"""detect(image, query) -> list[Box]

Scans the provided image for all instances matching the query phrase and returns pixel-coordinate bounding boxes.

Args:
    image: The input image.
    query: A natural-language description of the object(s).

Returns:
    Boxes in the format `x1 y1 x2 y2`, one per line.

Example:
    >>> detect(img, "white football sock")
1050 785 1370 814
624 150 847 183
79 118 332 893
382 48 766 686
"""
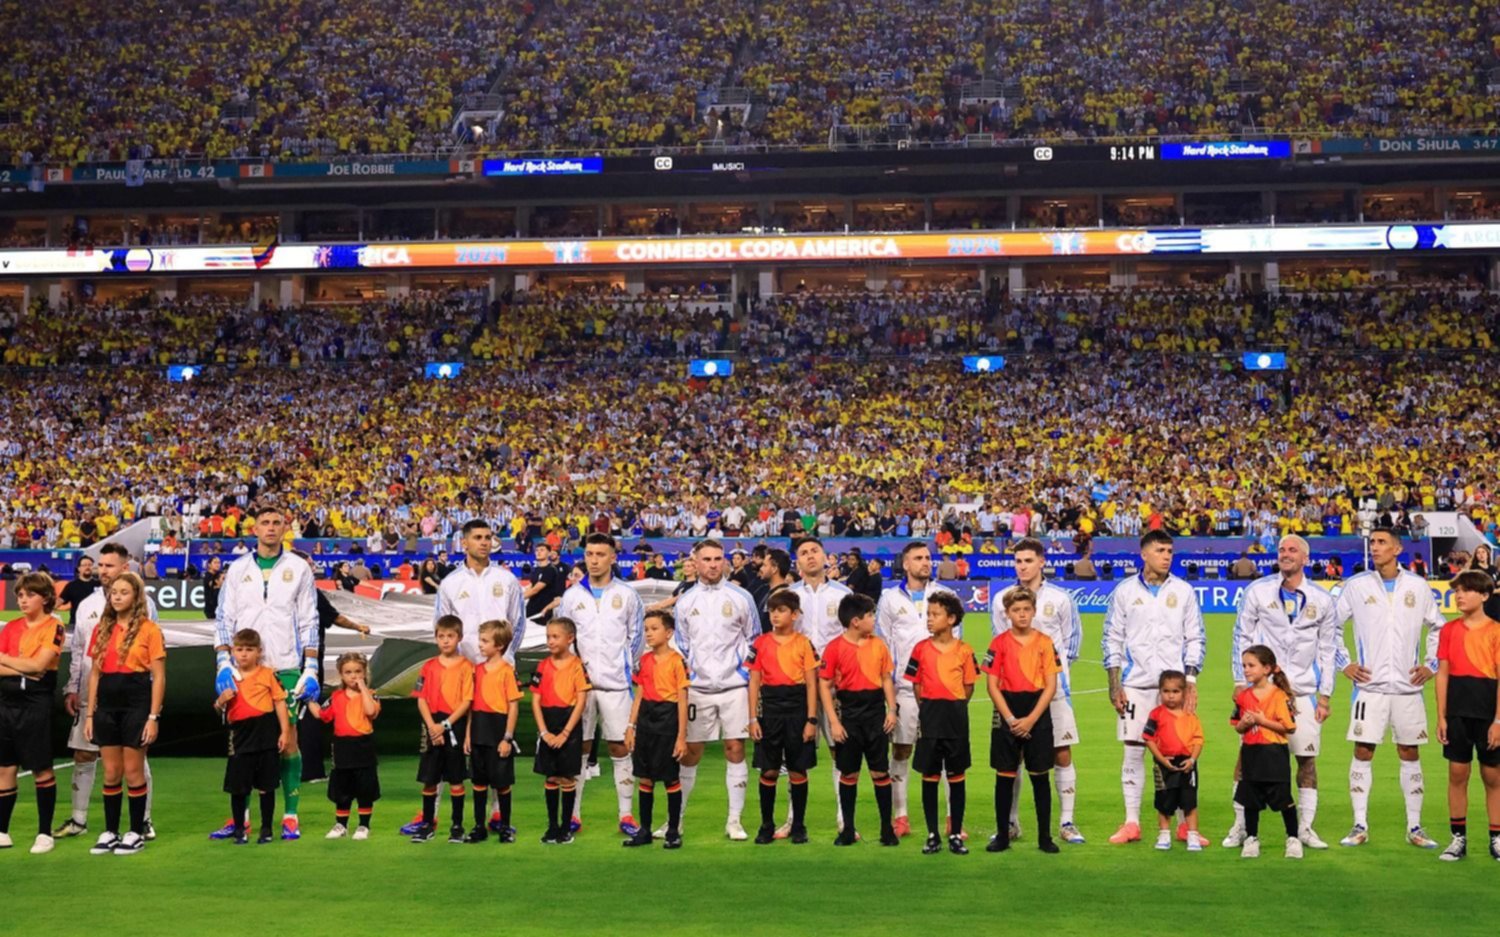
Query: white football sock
613 755 635 820
1298 786 1318 831
890 757 910 818
72 758 97 825
573 769 586 820
143 757 153 821
1009 771 1022 826
831 768 842 822
1349 758 1372 828
677 764 698 815
1121 746 1145 824
725 760 749 823
1055 763 1077 826
1399 759 1424 830
1232 782 1245 827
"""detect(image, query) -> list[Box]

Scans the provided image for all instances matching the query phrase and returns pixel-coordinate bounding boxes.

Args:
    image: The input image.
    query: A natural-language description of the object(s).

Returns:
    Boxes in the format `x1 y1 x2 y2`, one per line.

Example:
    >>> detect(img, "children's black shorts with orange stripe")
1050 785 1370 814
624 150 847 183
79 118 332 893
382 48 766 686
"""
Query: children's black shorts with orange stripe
533 706 583 778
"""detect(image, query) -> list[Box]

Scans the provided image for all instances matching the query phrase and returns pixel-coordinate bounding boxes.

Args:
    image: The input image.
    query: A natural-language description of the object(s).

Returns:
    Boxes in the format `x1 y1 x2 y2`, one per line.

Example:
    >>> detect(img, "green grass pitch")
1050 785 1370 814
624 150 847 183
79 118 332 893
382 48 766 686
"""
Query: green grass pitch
3 613 1493 936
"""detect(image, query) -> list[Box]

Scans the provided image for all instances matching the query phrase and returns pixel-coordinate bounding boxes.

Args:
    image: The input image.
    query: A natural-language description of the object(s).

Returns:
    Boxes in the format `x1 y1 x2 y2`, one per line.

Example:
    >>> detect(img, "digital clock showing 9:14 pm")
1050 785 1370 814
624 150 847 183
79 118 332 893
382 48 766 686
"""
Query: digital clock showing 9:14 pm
1109 145 1158 161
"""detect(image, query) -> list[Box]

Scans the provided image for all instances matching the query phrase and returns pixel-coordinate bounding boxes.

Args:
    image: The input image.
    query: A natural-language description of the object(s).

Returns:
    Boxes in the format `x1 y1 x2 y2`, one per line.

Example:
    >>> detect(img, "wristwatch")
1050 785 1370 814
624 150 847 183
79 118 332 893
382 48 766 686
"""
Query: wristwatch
441 719 452 730
806 717 818 726
147 714 160 722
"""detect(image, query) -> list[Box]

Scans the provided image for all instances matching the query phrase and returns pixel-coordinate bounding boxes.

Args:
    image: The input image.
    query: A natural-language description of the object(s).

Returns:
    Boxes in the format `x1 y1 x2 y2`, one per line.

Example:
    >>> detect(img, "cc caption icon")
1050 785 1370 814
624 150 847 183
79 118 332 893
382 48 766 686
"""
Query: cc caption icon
653 156 674 170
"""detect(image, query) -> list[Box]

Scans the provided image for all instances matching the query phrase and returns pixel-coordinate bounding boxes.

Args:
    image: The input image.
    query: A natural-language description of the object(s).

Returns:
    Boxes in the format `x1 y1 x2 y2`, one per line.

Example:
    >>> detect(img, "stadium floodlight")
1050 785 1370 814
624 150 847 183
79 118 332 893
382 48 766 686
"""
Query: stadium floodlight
1242 352 1287 371
166 365 198 382
962 355 1005 374
424 362 464 380
689 359 733 378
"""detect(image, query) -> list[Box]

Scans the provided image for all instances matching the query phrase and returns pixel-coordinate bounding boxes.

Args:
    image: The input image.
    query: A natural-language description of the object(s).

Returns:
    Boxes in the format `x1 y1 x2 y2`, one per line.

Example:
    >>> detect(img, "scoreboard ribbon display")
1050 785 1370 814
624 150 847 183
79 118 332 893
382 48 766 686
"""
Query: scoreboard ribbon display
2 223 1498 277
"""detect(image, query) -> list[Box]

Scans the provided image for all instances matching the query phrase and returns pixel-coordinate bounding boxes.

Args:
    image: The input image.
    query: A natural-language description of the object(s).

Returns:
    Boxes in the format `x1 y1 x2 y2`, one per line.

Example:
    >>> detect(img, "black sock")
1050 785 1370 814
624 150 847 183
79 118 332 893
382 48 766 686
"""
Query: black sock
667 786 682 834
545 785 560 831
560 786 577 829
1451 817 1467 837
1031 773 1053 842
839 780 858 834
497 788 512 827
231 794 249 833
102 785 123 835
638 788 654 834
472 789 488 829
258 791 276 835
0 787 15 835
874 779 894 832
336 800 352 826
995 775 1015 844
127 786 147 836
421 790 437 825
1281 806 1298 839
449 793 465 831
358 804 373 828
759 778 777 828
948 776 966 834
922 777 940 837
789 779 809 830
36 782 57 837
1245 808 1260 839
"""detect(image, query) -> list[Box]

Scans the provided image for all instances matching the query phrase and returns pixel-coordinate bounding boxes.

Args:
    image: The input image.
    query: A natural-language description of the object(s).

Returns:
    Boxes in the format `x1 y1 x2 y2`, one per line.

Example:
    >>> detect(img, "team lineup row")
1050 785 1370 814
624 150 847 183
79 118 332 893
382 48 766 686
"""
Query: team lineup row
2 513 1498 862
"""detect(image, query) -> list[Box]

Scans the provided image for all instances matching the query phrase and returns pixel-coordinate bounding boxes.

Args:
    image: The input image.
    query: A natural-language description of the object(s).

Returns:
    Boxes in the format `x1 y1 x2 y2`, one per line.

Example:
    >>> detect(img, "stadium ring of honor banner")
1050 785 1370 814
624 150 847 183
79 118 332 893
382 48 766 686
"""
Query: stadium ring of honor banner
2 222 1500 277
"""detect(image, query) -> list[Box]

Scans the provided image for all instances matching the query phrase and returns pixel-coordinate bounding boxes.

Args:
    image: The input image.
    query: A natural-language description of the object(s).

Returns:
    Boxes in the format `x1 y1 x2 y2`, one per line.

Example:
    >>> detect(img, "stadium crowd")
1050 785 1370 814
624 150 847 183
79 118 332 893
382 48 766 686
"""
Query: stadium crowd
0 283 1495 556
1 1 1496 162
3 284 1494 369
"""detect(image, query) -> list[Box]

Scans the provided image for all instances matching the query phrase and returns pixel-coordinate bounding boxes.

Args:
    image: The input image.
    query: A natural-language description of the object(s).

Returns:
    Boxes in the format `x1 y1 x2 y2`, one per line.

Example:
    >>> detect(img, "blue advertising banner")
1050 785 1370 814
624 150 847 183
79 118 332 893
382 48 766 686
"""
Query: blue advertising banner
482 157 602 177
1161 140 1291 160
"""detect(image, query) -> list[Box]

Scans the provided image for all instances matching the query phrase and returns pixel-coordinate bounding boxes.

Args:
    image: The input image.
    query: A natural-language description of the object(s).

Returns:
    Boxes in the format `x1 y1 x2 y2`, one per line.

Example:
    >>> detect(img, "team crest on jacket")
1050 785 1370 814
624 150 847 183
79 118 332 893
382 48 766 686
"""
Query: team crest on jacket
1044 603 1055 617
492 584 504 597
722 601 733 617
827 602 837 617
282 569 293 582
1305 604 1319 618
612 594 623 610
1403 592 1415 608
1166 593 1178 609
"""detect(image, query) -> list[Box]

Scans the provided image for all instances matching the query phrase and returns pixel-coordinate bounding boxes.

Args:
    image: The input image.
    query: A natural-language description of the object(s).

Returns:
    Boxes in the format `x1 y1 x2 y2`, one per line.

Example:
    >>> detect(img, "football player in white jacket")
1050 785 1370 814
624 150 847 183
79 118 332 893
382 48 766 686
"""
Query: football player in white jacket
991 537 1085 844
560 534 644 836
212 505 318 840
673 539 760 840
876 542 958 838
1332 527 1444 849
1224 535 1340 849
1101 530 1206 845
55 544 158 841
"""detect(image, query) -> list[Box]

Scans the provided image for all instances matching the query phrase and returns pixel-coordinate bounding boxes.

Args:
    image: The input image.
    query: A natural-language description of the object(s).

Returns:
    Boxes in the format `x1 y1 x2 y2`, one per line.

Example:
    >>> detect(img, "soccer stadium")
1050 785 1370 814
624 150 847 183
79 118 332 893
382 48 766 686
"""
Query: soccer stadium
1 1 1499 933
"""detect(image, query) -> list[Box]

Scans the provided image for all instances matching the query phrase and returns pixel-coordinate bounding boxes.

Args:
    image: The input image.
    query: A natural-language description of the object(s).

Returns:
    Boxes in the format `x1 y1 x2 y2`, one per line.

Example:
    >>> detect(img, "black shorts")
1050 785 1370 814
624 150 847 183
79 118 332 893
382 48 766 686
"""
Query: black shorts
224 748 280 795
416 712 468 785
913 735 971 777
1443 715 1500 767
1153 757 1199 815
533 706 583 778
634 700 681 783
471 742 518 789
327 765 381 805
752 713 818 775
633 730 681 784
989 701 1055 774
0 693 53 772
832 711 890 776
1235 778 1293 812
92 672 152 749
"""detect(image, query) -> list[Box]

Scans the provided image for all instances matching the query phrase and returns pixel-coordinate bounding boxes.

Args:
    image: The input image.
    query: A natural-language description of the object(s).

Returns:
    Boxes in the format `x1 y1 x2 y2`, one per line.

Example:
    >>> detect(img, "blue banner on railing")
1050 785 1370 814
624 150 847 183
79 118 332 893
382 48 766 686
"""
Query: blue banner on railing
1161 140 1291 160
